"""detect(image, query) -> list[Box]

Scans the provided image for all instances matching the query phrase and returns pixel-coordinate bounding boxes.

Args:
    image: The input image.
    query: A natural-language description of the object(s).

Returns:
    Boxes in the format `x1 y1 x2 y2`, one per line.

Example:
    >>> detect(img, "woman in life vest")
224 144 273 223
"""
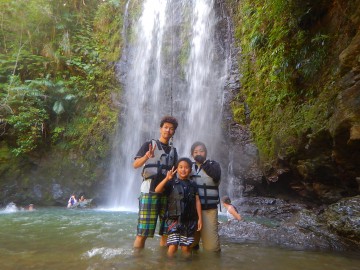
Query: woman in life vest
190 141 221 252
155 157 202 258
221 196 242 221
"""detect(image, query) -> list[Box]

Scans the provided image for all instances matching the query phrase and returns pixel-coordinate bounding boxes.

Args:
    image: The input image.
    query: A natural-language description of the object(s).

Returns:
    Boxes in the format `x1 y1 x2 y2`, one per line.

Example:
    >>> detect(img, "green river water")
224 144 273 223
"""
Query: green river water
0 208 359 270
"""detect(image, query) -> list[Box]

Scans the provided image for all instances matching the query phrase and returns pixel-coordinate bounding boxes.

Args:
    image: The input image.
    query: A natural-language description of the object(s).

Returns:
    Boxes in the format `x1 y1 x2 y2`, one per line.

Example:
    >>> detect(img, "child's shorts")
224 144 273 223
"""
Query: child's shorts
166 219 197 246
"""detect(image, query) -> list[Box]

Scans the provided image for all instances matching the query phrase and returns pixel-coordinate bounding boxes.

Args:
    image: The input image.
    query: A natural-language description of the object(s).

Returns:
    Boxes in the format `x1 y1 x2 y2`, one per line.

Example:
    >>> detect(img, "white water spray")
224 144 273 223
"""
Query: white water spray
109 0 229 209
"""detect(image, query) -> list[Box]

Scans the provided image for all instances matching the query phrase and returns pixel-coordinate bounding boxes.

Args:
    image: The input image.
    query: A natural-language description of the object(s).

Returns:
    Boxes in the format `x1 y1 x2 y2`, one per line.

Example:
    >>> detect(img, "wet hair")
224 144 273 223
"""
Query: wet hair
176 157 193 168
160 116 178 130
222 196 231 204
190 141 207 155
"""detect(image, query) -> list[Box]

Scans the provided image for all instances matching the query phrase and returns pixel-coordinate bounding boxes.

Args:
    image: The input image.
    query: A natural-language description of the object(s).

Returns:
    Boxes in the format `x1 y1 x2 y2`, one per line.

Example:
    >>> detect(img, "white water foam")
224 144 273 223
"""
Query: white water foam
109 0 228 209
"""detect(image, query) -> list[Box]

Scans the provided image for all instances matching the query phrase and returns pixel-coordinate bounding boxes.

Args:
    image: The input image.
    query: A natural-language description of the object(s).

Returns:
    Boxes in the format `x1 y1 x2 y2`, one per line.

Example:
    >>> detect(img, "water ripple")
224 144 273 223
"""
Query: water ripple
83 247 132 259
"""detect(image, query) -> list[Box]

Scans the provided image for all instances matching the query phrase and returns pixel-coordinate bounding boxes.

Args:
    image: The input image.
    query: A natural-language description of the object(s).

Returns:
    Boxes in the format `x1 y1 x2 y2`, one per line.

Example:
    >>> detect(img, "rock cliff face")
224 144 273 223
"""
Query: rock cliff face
217 0 264 199
0 149 108 207
223 0 360 203
280 1 360 203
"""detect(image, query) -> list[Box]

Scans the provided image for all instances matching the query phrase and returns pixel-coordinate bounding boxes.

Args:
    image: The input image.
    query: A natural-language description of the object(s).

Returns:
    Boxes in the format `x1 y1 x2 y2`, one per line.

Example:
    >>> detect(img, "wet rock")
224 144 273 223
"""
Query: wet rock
52 183 64 200
220 196 360 251
234 196 308 222
219 219 345 251
33 184 42 199
339 28 360 70
219 221 273 244
293 210 353 250
322 195 360 244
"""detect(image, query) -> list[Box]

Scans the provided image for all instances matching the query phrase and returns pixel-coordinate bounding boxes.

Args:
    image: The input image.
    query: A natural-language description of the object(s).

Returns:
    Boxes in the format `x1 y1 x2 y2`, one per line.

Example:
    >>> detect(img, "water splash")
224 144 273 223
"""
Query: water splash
109 0 229 208
84 247 132 259
1 202 19 213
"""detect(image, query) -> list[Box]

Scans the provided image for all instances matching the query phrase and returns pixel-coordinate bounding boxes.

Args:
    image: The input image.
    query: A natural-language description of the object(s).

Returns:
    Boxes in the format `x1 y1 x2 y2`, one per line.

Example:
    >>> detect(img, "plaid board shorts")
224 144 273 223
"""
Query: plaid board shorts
136 193 168 237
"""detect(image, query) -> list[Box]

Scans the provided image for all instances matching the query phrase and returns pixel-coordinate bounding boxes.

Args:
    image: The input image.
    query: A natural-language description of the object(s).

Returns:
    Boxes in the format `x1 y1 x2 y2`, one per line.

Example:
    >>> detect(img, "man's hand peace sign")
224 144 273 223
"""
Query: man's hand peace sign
145 143 156 159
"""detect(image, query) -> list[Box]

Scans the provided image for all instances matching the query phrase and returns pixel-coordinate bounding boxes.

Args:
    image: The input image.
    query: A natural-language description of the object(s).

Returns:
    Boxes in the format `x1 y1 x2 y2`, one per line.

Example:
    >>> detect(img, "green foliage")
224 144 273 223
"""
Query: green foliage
231 0 335 162
0 0 124 166
94 1 124 61
231 97 247 125
7 106 48 156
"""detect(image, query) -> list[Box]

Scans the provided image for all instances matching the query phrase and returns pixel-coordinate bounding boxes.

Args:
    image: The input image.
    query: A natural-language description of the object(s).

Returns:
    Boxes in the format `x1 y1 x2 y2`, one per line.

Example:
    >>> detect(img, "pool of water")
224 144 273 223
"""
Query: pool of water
0 208 358 270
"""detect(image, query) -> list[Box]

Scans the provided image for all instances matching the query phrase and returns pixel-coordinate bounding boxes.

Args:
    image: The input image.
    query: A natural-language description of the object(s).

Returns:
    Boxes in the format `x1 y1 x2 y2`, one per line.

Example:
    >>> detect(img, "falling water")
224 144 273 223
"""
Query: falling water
109 0 229 209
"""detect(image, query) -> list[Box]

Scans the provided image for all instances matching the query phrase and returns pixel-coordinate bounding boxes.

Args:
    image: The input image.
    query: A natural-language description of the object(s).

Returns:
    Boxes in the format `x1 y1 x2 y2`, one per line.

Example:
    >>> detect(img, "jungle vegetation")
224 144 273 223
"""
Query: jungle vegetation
1 0 356 178
0 0 125 174
227 0 351 163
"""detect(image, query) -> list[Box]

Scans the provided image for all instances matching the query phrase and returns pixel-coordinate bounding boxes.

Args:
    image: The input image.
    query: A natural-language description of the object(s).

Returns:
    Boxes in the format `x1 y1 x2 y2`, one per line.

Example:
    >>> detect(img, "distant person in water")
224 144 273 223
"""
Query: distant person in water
190 141 221 252
221 196 242 221
28 204 34 211
79 195 86 202
155 157 202 258
67 194 77 208
133 116 178 249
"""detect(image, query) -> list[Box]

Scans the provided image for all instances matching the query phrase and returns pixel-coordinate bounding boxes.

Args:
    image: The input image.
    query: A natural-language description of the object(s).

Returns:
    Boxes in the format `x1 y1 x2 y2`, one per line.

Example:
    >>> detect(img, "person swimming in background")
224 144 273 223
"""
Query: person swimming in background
67 194 77 208
221 196 242 221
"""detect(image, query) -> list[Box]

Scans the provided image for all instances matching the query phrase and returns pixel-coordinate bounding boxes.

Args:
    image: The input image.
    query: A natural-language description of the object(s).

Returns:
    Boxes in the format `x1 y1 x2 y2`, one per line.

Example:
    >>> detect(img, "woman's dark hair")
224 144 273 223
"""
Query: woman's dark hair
190 141 207 155
176 157 193 168
222 196 231 204
160 116 178 130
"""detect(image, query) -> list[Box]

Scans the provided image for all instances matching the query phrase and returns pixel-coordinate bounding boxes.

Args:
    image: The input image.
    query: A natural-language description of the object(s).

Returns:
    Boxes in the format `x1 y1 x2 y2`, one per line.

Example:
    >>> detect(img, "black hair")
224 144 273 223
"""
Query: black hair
190 141 207 155
160 116 178 130
176 157 193 168
222 196 231 204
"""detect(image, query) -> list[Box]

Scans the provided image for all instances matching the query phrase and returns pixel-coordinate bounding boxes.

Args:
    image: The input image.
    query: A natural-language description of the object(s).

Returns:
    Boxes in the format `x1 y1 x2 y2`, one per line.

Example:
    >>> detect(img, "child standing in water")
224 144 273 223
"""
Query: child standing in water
155 157 202 257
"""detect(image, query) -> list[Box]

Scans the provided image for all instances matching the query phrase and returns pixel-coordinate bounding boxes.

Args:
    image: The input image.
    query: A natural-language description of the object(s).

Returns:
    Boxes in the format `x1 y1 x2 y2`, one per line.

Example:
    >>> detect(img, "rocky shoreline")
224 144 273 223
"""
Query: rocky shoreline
219 196 360 252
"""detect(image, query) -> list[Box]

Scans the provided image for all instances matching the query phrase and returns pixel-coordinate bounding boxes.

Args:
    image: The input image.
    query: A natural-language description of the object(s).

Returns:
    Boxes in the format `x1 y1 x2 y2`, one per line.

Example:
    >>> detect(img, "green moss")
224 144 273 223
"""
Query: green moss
231 100 247 125
0 142 12 160
229 0 339 163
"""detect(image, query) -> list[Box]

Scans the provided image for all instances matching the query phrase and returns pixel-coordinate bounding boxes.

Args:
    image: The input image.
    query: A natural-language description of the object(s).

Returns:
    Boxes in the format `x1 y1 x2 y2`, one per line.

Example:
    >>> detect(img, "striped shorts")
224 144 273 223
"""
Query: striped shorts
136 193 168 237
166 219 197 247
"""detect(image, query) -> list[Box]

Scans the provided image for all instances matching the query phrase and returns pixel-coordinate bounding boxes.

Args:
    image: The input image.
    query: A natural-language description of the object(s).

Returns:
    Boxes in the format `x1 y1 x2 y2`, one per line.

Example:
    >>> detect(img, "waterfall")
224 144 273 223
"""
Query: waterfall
109 0 229 210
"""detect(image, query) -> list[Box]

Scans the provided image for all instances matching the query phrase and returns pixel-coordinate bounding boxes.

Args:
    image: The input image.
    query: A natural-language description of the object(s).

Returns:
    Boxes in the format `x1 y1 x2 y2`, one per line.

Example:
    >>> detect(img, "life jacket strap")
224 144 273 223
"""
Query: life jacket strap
196 184 218 190
143 164 159 169
198 195 219 200
203 183 208 208
197 183 220 207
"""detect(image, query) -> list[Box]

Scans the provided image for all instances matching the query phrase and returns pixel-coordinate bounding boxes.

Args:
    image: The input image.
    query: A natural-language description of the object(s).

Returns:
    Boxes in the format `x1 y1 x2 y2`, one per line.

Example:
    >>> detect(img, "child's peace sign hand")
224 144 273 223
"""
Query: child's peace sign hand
165 167 177 181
